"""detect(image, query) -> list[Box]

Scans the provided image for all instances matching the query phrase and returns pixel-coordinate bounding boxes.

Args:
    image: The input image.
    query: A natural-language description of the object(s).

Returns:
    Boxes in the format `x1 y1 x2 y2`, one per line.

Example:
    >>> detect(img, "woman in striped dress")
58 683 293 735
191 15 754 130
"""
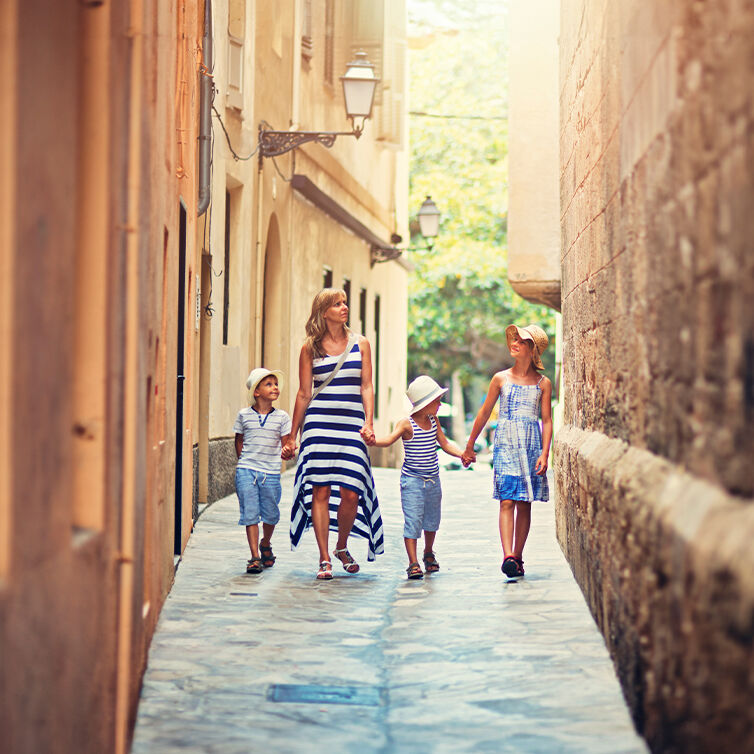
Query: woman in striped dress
282 289 384 580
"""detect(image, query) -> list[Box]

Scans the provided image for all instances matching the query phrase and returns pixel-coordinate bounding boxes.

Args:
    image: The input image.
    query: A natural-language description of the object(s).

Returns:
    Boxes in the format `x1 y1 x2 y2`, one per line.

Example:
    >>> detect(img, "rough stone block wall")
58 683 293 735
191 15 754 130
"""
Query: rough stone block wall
208 438 237 504
556 1 754 751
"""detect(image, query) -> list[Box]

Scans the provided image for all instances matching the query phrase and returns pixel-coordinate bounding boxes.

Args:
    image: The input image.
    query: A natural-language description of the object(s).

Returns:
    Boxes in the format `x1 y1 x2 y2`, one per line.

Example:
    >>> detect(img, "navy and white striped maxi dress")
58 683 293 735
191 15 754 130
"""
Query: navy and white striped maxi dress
289 341 385 560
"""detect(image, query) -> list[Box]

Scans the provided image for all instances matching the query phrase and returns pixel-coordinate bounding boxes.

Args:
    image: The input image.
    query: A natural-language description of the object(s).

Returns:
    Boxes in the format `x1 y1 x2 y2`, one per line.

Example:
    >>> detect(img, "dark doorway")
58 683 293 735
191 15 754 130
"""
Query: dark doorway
174 201 187 554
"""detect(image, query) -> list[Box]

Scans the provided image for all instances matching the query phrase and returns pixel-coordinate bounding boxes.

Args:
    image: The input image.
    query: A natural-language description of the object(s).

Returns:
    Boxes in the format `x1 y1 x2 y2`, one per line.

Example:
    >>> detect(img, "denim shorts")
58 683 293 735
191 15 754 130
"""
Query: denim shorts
400 472 441 539
235 468 282 526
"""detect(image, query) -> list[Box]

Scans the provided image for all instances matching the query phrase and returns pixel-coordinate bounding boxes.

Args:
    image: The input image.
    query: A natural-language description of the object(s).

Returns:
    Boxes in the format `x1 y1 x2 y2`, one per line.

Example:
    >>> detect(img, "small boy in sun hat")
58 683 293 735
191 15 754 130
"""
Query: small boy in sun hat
233 367 291 574
374 375 465 579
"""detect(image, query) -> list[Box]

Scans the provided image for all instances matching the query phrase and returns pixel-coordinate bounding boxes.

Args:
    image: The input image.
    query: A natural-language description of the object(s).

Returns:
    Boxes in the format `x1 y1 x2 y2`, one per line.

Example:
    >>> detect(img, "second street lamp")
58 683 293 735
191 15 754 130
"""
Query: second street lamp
371 196 443 265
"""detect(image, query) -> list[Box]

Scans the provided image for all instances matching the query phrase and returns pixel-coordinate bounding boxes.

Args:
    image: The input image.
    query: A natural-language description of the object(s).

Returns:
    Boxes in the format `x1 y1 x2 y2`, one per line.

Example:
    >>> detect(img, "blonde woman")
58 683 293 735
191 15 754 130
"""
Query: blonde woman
282 289 384 580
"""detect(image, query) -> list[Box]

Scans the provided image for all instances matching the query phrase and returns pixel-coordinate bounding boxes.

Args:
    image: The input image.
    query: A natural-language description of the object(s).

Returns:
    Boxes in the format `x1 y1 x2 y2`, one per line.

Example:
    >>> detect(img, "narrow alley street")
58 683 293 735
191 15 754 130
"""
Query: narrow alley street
131 465 646 754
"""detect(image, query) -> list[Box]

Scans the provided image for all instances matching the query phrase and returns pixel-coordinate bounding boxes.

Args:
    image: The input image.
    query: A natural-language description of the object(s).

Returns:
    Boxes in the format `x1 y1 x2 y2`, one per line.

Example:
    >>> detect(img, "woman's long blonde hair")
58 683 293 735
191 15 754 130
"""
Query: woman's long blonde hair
305 288 351 358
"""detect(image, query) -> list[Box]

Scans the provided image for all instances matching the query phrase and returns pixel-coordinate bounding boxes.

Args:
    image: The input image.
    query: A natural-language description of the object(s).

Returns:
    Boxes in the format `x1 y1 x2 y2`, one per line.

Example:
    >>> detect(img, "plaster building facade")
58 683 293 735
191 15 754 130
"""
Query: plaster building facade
1 1 408 752
194 0 409 508
1 1 203 752
510 1 754 751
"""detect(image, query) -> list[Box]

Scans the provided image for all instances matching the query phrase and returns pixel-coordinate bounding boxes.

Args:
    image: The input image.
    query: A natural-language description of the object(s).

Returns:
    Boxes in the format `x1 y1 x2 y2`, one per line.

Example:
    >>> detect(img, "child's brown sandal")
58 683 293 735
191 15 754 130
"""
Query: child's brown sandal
406 562 424 580
260 544 276 568
246 558 264 574
422 551 440 573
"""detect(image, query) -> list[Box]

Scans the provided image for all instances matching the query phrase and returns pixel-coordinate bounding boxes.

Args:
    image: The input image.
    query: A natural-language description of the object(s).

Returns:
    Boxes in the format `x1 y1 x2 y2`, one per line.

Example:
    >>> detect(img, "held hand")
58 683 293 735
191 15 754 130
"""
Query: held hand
360 424 376 446
535 453 548 475
281 439 297 460
461 449 476 467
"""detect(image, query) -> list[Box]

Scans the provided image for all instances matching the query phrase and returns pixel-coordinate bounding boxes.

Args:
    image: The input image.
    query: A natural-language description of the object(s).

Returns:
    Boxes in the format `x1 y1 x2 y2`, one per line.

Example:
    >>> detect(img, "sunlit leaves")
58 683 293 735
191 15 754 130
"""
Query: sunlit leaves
407 2 554 385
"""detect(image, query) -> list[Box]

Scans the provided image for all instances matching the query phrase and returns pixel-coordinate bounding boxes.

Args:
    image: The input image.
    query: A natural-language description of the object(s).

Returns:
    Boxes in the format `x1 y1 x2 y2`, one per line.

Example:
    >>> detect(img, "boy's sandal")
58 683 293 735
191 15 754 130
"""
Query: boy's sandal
333 548 360 574
501 556 520 578
422 551 440 573
246 558 264 574
406 562 424 580
260 544 276 568
316 561 333 580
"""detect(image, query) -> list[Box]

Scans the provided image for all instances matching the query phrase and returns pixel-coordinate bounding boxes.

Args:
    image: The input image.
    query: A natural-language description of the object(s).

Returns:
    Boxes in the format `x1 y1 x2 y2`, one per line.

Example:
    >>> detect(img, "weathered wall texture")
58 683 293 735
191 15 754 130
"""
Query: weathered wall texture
0 2 201 752
556 1 754 751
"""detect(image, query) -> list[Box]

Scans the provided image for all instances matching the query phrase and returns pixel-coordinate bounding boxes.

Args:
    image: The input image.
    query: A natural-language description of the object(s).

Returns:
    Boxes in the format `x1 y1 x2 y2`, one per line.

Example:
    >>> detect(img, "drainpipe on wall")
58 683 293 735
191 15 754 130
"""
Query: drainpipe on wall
197 0 212 216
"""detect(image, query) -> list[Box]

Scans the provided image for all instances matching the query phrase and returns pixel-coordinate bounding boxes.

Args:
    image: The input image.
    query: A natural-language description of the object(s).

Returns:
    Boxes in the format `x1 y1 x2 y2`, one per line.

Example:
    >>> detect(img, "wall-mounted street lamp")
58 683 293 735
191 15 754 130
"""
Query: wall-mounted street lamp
258 52 380 159
371 196 442 265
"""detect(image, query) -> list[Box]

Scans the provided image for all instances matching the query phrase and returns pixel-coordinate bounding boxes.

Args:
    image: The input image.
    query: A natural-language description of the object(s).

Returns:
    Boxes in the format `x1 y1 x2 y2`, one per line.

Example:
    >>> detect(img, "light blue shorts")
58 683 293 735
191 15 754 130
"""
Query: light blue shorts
235 468 282 526
400 472 441 539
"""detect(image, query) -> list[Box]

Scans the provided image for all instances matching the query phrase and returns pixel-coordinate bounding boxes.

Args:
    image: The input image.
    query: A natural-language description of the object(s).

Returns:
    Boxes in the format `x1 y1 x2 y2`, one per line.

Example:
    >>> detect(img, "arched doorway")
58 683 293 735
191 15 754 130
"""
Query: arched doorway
261 214 283 370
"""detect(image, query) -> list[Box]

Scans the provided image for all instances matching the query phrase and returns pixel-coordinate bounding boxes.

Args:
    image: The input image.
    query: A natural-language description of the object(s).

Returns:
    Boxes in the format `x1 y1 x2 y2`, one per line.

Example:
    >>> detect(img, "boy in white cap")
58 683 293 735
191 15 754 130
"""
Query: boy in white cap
374 376 465 579
233 368 291 574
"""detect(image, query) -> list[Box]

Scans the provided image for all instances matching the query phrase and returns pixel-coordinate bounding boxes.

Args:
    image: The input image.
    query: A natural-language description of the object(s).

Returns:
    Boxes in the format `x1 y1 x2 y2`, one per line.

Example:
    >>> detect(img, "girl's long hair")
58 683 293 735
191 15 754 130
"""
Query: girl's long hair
304 288 350 358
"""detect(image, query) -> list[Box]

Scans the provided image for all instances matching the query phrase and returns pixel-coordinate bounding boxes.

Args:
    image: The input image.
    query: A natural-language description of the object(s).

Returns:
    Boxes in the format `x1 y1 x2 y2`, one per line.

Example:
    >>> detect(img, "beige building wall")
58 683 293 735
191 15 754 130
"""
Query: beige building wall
0 2 203 752
554 1 754 751
507 0 561 311
196 0 410 501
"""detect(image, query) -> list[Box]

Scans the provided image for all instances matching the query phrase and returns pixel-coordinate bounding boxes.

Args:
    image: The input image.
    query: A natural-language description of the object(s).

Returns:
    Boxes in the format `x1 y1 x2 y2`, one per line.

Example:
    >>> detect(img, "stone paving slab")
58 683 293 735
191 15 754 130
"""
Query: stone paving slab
131 466 648 754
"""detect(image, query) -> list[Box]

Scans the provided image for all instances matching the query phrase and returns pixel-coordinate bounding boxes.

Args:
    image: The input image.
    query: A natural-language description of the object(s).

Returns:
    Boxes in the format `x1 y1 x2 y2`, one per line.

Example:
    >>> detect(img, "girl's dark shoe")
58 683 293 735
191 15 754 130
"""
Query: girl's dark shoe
260 543 276 568
246 558 264 574
502 556 520 578
423 551 440 573
514 556 525 576
406 562 424 580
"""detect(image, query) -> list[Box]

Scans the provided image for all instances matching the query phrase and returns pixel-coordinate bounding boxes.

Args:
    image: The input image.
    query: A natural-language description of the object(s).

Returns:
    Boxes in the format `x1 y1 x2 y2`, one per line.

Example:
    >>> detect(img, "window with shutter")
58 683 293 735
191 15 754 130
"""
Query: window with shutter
227 0 245 110
351 0 384 106
302 0 313 63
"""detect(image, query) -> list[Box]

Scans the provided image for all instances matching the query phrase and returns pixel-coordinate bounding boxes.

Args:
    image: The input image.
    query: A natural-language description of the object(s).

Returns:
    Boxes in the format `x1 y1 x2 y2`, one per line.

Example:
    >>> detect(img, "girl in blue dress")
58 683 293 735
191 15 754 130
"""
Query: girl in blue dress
463 324 552 578
282 289 384 580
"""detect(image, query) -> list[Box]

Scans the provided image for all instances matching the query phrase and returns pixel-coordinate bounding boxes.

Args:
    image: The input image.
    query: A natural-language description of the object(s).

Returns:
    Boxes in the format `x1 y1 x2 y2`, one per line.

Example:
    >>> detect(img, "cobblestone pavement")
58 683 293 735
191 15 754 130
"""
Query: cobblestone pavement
131 466 648 754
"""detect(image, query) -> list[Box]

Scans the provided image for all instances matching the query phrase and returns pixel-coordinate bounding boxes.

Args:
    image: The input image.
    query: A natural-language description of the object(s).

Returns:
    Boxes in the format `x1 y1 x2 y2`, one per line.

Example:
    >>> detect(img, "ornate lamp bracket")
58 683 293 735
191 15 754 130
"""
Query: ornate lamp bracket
258 126 359 159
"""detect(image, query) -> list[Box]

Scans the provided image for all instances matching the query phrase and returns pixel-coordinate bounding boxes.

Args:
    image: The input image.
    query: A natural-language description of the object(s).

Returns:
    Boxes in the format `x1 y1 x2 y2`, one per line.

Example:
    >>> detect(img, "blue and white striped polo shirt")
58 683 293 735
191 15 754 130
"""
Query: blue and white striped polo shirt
402 415 439 477
233 407 292 474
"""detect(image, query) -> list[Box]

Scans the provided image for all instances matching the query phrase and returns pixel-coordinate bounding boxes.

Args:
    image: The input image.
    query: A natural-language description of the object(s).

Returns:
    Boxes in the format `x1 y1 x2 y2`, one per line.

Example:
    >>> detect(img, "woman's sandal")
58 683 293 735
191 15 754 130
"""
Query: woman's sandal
423 551 440 573
246 558 264 574
260 543 276 568
333 548 360 574
316 561 333 580
406 562 424 580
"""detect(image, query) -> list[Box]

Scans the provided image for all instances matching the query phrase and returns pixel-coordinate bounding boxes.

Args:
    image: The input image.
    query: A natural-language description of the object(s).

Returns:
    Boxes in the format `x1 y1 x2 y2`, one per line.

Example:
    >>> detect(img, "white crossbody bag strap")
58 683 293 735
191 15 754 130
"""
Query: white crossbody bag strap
310 333 358 403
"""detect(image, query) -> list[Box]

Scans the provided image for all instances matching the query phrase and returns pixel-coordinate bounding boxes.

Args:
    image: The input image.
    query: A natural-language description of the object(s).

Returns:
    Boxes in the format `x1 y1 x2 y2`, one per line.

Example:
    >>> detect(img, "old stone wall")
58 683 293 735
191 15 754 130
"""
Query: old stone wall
556 1 754 751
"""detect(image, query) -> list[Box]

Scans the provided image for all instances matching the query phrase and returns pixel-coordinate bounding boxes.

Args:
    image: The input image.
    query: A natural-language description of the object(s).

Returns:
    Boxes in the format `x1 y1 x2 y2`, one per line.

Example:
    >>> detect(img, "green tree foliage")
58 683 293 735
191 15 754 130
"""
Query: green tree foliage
407 1 556 389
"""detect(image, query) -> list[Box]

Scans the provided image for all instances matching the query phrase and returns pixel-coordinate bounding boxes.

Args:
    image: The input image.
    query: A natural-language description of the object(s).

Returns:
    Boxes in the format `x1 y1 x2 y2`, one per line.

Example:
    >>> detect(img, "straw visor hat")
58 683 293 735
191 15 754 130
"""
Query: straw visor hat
406 375 448 414
505 324 549 370
246 367 285 395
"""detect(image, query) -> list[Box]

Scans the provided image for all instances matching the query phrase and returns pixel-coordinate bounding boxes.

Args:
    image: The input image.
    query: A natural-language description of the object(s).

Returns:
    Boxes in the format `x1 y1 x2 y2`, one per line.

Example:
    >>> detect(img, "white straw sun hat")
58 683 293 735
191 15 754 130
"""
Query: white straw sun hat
246 367 285 395
406 375 448 414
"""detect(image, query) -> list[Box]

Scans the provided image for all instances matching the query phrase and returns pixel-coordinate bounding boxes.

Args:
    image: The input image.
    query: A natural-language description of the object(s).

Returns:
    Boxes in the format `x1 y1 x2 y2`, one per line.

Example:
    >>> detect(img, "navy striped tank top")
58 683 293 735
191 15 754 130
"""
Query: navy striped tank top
402 415 439 477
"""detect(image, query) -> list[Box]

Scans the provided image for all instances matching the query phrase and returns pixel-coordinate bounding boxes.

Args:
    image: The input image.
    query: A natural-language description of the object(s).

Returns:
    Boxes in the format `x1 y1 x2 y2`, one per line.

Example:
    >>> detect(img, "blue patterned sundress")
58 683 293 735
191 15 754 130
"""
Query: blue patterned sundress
493 372 549 502
289 341 385 560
